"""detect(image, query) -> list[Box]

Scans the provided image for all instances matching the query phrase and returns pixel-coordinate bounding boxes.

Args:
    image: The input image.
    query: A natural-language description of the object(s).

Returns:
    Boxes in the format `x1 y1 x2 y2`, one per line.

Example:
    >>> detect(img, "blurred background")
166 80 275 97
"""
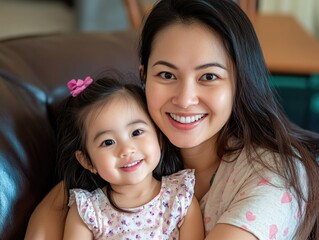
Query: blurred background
0 0 318 40
0 0 318 133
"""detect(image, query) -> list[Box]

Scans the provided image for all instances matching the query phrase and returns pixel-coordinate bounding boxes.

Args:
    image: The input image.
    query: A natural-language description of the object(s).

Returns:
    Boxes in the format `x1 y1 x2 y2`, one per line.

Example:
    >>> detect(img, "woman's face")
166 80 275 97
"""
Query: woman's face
145 22 235 149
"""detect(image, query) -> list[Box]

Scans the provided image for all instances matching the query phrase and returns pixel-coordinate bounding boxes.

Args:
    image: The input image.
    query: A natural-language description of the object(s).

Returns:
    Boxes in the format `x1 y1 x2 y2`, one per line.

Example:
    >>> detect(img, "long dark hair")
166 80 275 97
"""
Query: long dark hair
139 0 319 238
57 74 183 211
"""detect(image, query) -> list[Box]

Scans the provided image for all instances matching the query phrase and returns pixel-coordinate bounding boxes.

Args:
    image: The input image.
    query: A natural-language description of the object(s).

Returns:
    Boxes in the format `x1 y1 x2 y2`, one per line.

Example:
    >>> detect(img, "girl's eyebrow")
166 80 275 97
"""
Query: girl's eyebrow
152 60 228 71
93 120 148 142
127 119 148 127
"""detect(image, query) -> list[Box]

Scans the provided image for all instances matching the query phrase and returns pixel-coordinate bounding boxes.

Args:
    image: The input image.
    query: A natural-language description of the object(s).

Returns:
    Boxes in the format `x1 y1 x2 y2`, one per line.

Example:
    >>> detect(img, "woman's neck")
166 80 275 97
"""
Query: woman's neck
181 137 219 171
181 137 221 200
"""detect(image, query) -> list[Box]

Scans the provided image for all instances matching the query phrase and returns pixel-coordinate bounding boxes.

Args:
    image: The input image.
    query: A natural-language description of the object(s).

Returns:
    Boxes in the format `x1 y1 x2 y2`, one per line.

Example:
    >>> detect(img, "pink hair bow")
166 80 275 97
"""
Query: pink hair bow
67 76 93 97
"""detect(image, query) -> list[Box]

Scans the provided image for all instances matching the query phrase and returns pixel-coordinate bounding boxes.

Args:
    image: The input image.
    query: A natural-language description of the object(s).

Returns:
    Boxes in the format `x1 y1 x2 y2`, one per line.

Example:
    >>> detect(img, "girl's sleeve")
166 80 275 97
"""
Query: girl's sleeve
166 169 196 228
68 189 102 234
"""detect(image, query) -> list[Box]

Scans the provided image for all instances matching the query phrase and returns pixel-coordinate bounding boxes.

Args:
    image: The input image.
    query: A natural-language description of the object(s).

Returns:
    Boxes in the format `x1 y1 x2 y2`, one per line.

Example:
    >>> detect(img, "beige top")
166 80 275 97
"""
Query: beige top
200 148 307 239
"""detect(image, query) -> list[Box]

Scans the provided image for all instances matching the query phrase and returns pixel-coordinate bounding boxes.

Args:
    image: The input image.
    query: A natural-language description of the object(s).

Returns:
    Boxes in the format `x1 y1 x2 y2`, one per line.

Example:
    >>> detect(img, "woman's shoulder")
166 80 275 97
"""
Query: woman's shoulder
223 145 286 169
216 146 297 190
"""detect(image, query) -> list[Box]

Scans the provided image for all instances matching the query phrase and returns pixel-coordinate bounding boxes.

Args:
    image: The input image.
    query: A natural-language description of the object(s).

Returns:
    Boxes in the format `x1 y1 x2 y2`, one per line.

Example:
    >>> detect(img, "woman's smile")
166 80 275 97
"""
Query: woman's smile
169 113 206 124
146 21 234 149
167 113 207 131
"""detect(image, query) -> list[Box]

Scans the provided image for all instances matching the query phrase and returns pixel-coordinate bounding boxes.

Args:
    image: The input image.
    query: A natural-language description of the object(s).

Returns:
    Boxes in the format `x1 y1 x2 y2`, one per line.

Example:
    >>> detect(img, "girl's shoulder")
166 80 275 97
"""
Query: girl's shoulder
165 169 195 179
161 169 195 200
163 169 195 188
68 188 105 207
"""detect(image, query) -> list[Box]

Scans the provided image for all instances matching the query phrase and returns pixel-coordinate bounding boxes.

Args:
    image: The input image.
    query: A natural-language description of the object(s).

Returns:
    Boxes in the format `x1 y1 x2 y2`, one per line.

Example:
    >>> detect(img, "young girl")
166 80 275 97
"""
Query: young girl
58 75 204 239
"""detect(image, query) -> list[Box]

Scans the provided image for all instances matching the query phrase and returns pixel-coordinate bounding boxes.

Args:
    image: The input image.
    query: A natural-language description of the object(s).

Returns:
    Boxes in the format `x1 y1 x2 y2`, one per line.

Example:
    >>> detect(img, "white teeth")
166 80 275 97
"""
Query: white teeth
122 160 141 168
170 113 205 123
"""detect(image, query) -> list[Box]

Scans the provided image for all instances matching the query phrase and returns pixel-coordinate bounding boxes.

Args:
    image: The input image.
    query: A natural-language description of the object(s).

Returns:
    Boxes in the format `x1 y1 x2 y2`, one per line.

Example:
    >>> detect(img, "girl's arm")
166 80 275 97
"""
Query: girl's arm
24 181 68 240
179 197 205 240
63 204 93 240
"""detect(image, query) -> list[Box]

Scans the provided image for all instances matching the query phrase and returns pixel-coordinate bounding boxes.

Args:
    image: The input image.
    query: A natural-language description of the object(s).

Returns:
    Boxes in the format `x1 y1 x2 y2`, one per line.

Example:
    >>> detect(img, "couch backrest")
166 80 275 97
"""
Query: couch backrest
0 31 139 240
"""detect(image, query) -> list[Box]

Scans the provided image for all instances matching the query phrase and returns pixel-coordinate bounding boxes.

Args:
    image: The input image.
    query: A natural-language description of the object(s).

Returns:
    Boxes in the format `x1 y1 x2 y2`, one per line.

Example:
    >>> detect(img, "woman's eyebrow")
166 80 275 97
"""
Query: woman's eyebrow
152 60 227 71
195 63 228 71
152 60 177 69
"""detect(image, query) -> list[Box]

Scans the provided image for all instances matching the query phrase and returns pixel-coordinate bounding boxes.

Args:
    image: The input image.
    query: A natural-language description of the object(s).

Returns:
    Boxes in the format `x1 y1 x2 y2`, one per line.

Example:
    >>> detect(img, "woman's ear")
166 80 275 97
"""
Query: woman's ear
139 65 144 78
75 150 97 174
139 65 146 89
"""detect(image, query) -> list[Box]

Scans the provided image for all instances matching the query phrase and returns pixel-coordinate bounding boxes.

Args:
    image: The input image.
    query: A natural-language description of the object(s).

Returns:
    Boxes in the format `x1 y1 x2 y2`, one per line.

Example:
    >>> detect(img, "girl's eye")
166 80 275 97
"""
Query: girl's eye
102 139 115 146
132 129 143 137
159 72 175 79
200 73 217 81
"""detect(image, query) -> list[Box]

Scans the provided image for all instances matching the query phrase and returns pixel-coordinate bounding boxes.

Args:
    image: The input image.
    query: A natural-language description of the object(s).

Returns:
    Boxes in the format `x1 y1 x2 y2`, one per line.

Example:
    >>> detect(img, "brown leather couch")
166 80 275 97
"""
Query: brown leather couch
0 30 139 240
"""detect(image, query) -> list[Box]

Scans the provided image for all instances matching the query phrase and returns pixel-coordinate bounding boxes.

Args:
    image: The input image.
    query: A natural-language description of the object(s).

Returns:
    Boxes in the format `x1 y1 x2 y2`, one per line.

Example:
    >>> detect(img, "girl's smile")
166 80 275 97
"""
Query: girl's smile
120 159 143 172
79 95 161 188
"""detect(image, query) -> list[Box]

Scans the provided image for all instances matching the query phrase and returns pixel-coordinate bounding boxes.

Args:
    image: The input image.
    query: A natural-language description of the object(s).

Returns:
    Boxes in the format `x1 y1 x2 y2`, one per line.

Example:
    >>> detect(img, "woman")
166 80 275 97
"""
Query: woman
25 0 319 239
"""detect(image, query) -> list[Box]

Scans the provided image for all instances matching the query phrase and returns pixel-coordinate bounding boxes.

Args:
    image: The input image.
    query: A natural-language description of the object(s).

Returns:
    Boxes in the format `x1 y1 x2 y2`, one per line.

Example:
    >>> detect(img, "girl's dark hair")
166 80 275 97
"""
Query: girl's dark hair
57 74 183 211
139 0 319 238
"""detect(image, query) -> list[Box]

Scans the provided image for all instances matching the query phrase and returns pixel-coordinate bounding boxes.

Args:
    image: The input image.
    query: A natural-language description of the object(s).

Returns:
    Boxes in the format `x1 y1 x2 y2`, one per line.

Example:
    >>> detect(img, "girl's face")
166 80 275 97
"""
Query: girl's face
77 95 161 187
145 22 235 149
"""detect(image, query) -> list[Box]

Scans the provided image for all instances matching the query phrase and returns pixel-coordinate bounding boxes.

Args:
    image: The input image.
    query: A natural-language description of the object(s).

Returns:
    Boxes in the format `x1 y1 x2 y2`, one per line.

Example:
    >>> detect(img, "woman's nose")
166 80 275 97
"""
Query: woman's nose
172 81 199 108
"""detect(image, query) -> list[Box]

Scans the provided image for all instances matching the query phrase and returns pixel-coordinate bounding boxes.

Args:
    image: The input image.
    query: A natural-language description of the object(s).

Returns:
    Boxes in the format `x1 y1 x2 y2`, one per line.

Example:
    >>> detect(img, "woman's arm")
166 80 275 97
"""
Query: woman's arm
205 224 258 240
24 181 68 240
179 197 205 240
63 204 93 240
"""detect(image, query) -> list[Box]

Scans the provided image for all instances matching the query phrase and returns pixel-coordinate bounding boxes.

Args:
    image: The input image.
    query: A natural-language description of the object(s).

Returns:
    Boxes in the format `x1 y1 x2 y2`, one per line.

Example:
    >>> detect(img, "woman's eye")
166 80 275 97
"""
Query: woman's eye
159 72 175 79
201 73 217 81
132 129 143 137
102 139 115 146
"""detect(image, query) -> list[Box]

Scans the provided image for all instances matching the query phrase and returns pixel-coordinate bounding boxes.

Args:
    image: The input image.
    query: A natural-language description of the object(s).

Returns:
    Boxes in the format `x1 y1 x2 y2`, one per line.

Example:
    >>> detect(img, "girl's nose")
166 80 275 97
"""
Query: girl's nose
119 142 136 158
172 81 199 109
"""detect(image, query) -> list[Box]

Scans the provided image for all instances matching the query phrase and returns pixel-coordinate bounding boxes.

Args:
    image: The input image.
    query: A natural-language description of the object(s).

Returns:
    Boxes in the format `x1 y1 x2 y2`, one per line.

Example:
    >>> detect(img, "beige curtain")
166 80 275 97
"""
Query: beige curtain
259 0 319 39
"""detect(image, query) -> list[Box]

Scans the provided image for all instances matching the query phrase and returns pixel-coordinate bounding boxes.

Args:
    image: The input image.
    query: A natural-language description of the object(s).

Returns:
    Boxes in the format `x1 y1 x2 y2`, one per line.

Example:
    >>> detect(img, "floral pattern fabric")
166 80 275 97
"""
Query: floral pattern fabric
69 169 195 239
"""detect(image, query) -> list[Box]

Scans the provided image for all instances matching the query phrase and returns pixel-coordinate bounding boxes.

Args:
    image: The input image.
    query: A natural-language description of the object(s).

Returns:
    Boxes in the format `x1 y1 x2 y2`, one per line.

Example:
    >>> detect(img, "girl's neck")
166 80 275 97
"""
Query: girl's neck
109 176 161 209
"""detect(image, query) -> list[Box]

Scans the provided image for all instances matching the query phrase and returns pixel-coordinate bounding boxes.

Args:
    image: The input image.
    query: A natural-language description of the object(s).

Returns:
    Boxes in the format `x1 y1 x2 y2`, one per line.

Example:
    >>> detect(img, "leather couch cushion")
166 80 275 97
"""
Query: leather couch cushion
0 30 139 239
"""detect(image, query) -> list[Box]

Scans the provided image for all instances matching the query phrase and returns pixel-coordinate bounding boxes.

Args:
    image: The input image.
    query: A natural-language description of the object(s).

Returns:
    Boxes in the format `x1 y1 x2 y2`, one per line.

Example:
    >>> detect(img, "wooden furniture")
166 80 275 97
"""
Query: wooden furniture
252 14 319 132
238 0 257 19
124 0 153 30
124 0 257 30
124 1 319 75
252 14 319 75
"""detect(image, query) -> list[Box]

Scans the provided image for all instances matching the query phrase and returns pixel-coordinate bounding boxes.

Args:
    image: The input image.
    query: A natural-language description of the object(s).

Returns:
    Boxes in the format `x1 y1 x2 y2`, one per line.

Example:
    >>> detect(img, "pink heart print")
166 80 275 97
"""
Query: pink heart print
281 192 292 204
283 227 289 237
246 211 256 221
257 178 271 186
269 224 278 239
204 217 212 224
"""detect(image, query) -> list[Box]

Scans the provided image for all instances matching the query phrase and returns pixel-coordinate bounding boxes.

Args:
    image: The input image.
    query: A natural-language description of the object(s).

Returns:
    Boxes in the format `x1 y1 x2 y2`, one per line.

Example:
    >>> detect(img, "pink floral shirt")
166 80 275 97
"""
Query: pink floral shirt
69 169 195 239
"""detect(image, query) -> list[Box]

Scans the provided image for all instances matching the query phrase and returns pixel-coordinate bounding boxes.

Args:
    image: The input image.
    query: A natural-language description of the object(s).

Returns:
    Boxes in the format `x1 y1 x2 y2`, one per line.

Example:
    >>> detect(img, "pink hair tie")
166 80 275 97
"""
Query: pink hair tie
67 76 93 97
